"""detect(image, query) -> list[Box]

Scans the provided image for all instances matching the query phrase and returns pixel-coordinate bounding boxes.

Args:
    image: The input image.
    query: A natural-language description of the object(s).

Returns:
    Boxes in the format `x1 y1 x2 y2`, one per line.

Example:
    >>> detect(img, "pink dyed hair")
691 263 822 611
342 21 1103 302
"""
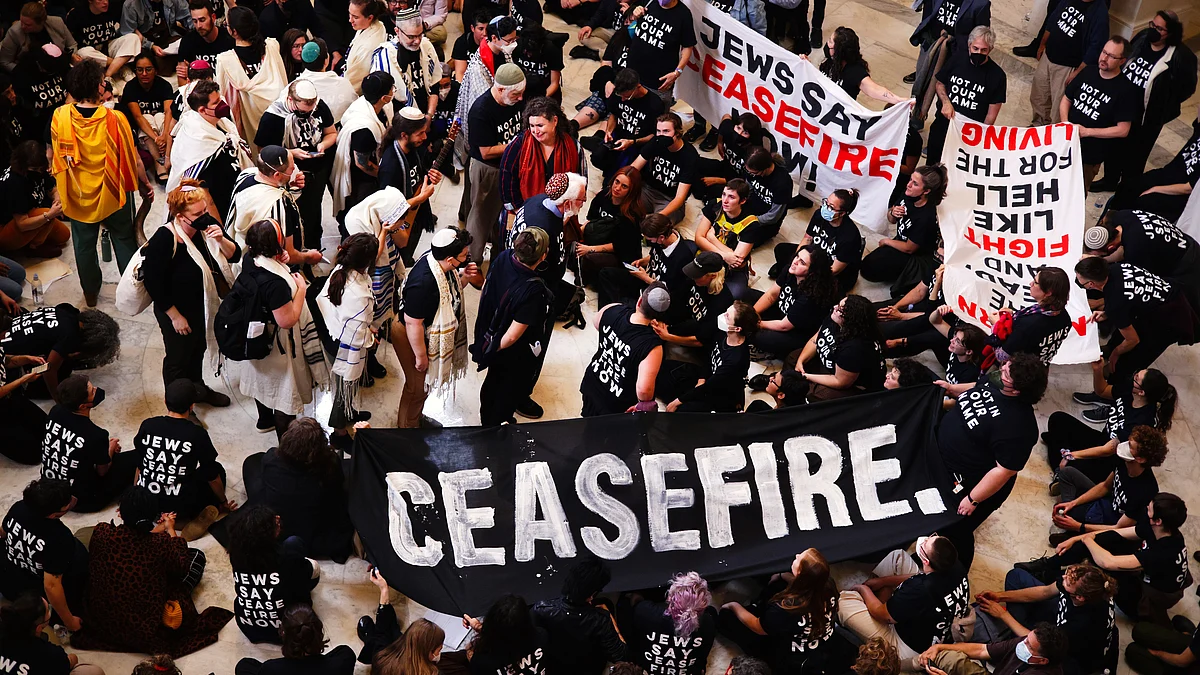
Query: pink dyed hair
665 571 711 638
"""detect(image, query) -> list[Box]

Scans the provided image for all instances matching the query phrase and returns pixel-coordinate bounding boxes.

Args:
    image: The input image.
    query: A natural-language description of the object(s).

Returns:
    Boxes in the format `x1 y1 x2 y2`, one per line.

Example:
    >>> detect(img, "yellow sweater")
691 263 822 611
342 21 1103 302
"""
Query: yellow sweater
50 104 138 223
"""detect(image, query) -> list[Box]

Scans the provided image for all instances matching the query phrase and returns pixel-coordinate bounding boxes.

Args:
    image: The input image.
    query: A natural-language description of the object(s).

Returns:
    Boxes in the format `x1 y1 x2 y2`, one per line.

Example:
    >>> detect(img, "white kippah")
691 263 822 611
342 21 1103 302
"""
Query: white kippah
1083 226 1109 250
431 229 458 247
399 106 425 121
292 79 319 100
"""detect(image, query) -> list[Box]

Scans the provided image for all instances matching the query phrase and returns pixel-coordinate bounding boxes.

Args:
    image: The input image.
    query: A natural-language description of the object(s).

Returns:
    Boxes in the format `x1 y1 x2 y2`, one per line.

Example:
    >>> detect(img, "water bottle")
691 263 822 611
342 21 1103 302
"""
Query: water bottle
101 229 112 262
31 274 44 307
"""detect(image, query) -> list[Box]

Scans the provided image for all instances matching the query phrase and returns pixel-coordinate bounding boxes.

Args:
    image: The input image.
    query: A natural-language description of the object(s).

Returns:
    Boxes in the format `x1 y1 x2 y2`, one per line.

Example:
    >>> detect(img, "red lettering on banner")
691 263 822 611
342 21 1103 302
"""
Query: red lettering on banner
1048 234 1069 256
962 122 982 146
1071 315 1088 336
963 230 1071 259
798 116 820 148
959 122 1074 150
752 87 775 123
724 73 749 109
869 147 898 181
983 126 1006 150
701 56 725 93
834 144 867 176
818 134 834 164
956 295 994 328
775 100 802 139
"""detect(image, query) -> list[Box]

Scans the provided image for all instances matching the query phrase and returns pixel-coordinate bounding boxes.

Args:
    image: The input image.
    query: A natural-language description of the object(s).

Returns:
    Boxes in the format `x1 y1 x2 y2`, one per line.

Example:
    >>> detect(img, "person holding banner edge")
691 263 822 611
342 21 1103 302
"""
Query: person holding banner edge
925 26 1006 166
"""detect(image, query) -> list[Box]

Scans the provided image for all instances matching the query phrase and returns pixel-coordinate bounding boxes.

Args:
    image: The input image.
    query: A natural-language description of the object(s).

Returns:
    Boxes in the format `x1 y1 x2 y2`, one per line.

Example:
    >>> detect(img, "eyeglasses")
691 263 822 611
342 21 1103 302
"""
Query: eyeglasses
498 35 516 45
1100 49 1125 60
135 66 156 73
398 26 423 40
821 198 844 213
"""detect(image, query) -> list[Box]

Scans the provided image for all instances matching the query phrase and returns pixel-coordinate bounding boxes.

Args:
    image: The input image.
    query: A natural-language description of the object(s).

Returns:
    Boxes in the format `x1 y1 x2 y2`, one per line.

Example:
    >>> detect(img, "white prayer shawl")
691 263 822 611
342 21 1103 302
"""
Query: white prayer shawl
329 96 386 214
455 48 508 143
265 95 323 150
344 187 409 329
159 220 237 376
344 20 388 96
296 69 358 119
369 37 439 116
214 38 287 151
238 254 330 414
317 267 374 421
166 109 252 193
423 252 468 394
225 169 296 248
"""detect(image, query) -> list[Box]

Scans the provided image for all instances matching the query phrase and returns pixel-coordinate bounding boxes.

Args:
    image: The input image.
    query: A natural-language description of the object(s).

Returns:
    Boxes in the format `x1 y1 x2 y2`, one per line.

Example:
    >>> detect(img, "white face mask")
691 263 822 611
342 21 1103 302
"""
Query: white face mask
102 100 116 109
499 42 518 56
716 314 730 332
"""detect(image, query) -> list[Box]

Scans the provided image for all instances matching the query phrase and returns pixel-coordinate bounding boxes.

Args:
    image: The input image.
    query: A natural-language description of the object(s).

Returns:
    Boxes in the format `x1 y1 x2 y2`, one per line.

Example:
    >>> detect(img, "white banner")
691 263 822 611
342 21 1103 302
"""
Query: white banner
940 118 1100 364
676 0 911 233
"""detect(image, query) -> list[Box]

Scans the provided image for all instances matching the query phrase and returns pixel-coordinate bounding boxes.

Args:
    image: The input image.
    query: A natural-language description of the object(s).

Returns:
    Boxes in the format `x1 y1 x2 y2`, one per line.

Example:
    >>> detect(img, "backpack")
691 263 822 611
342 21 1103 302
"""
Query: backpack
214 266 278 361
471 277 549 369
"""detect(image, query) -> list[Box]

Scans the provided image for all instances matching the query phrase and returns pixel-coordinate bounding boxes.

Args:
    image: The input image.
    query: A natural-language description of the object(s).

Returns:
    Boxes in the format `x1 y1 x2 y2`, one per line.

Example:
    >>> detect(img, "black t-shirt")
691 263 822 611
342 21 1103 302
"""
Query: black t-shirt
1003 310 1072 364
675 284 733 336
743 163 792 218
1157 120 1200 188
1111 462 1157 521
178 27 236 72
473 250 550 353
349 127 380 187
0 304 81 360
1043 0 1092 67
581 304 662 415
806 213 862 283
194 137 245 218
401 253 462 328
509 196 567 284
467 93 524 166
510 0 543 31
66 4 123 48
512 41 564 102
1122 40 1166 91
134 416 223 514
831 61 869 101
718 117 752 174
935 52 1007 123
586 192 642 263
933 0 961 34
639 136 699 196
0 636 72 675
234 44 265 78
700 202 766 250
0 501 75 599
234 552 316 642
1104 383 1158 442
452 32 480 61
1134 517 1191 592
0 168 54 223
41 405 111 498
1065 66 1143 165
888 564 971 650
1112 209 1193 276
1101 262 1172 330
120 76 174 121
631 601 717 675
469 626 550 675
647 238 699 318
606 90 665 141
937 381 1039 486
758 593 837 665
890 195 939 253
773 272 829 340
1055 585 1115 675
255 101 336 172
944 356 980 386
810 318 884 391
15 67 67 117
628 1 696 87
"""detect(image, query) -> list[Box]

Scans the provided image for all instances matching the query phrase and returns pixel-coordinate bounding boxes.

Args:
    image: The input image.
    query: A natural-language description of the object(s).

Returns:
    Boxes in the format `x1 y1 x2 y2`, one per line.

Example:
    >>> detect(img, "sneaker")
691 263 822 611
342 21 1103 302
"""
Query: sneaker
568 45 600 61
188 410 207 429
699 131 719 152
1088 177 1119 193
683 123 707 144
902 71 917 84
195 384 231 407
181 505 219 541
516 397 544 419
357 616 375 643
1081 406 1111 427
1048 480 1061 497
748 373 772 392
1072 391 1111 406
1014 556 1060 584
418 414 443 429
255 419 276 434
810 28 822 49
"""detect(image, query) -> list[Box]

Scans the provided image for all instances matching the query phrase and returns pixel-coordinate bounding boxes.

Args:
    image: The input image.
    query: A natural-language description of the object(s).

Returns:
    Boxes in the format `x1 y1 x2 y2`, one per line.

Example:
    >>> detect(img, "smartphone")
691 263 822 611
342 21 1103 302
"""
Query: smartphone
623 263 639 271
31 363 49 375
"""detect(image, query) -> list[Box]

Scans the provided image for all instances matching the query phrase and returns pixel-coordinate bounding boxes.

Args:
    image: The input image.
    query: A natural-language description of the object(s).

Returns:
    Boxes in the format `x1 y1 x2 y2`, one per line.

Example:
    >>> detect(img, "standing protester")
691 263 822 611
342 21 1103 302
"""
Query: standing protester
256 79 339 251
580 283 668 416
330 71 394 225
295 39 358 120
452 12 489 80
465 63 526 264
68 0 142 79
455 15 519 148
626 0 695 105
862 165 946 290
317 233 379 447
927 26 1006 165
937 354 1049 570
903 0 991 91
177 0 235 82
143 180 239 404
1060 36 1141 192
1105 104 1200 222
631 112 698 224
370 7 440 115
50 60 154 307
818 28 907 104
398 227 483 428
225 146 323 267
1027 0 1109 125
342 0 390 94
215 8 288 150
167 79 254 217
378 106 442 265
1095 11 1195 195
499 97 588 216
41 375 136 513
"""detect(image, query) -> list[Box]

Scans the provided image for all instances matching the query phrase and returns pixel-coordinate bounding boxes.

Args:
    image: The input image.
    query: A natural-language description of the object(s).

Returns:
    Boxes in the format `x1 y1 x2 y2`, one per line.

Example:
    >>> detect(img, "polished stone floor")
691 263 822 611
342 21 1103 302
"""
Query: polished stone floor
4 0 1200 672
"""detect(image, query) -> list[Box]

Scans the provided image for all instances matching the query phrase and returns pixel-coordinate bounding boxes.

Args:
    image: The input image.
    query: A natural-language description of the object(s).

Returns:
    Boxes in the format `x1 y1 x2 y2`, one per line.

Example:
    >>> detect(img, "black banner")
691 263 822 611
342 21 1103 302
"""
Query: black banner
349 386 960 615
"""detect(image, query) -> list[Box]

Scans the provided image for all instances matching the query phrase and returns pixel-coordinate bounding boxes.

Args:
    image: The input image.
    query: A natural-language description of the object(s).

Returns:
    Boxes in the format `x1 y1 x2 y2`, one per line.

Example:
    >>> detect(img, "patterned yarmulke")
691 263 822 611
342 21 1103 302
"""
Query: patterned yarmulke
545 173 570 200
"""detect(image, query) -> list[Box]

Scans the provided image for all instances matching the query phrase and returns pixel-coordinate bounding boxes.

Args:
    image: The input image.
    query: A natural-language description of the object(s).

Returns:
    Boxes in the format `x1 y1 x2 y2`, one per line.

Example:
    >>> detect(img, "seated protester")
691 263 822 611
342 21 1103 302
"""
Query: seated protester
694 179 768 301
0 340 49 466
692 111 772 202
623 572 718 675
358 570 443 666
751 245 839 361
745 369 809 412
862 165 946 292
838 536 970 663
740 146 792 239
1074 257 1197 385
1052 425 1167 543
531 558 628 675
967 266 1072 366
464 595 550 675
933 321 987 401
0 139 71 257
68 0 142 79
0 479 86 633
978 564 1117 675
918 623 1070 675
595 67 664 175
661 301 759 413
1084 209 1200 319
167 78 254 218
796 295 886 401
580 284 669 417
1019 493 1193 626
653 252 735 349
227 504 321 644
0 304 120 403
938 354 1049 570
879 263 949 358
512 24 563 102
1125 617 1200 675
243 418 355 563
596 213 698 310
1105 105 1199 223
12 44 69 149
779 188 864 295
41 375 137 513
573 165 647 287
0 593 106 675
235 604 355 675
883 357 937 389
120 0 190 54
121 52 176 183
717 548 840 675
630 112 697 224
135 380 235 541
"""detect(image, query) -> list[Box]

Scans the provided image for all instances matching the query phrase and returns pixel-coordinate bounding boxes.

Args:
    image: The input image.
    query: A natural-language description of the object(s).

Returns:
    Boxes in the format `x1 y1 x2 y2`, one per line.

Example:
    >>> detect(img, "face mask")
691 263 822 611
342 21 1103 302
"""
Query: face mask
987 369 1003 389
819 204 836 221
102 100 116 109
187 212 218 230
500 42 518 56
968 52 987 66
823 44 832 59
293 107 313 119
90 387 106 408
213 101 232 119
716 314 730 332
657 0 671 6
1015 639 1034 664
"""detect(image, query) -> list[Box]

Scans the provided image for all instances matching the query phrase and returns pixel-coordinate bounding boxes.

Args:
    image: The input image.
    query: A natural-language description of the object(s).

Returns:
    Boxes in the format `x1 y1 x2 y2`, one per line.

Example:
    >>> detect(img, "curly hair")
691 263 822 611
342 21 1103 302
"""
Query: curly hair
523 96 572 140
1129 425 1168 467
131 655 181 675
76 308 121 369
891 358 936 387
665 571 711 639
1006 353 1048 404
854 637 901 675
795 245 839 311
819 27 868 85
836 295 882 346
1061 564 1116 604
227 504 280 573
277 417 339 478
166 178 210 221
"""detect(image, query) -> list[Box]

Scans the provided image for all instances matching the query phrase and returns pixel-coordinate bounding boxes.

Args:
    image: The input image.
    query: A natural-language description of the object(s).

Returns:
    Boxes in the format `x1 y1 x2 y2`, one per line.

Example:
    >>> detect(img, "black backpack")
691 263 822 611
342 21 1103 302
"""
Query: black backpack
215 266 278 361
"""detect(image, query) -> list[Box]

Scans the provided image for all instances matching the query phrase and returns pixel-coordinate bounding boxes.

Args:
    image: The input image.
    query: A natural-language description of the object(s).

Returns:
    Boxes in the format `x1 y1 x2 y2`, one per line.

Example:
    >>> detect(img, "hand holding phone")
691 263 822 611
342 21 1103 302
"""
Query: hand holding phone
31 363 50 375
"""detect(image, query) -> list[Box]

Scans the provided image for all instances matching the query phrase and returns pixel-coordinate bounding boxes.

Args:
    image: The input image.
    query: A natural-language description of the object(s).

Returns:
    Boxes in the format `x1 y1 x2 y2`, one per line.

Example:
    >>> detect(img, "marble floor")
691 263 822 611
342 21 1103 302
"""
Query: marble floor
4 0 1200 673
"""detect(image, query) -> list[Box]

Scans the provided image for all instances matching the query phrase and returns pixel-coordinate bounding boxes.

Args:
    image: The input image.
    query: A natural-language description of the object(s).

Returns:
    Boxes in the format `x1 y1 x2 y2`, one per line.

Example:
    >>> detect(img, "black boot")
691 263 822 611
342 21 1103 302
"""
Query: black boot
1014 555 1061 584
367 351 387 379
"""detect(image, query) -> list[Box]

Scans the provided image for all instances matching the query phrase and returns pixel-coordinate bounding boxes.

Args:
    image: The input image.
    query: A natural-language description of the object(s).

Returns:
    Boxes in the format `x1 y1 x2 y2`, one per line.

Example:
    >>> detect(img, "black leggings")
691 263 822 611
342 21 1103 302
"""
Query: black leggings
1042 411 1118 484
879 312 948 359
938 474 1016 572
0 393 49 464
73 451 141 513
860 246 912 284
